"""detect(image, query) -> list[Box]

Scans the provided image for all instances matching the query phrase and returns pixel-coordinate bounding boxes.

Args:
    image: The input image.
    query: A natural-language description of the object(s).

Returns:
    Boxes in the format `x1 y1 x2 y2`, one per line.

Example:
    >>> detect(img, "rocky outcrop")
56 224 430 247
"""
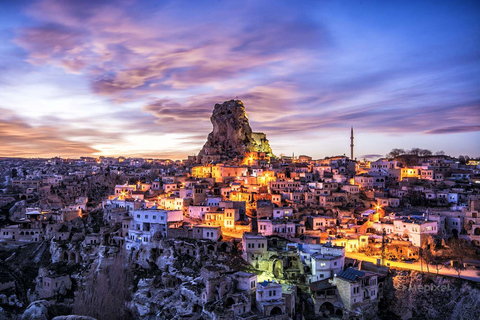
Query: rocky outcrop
21 300 49 320
199 100 273 160
9 200 28 220
380 270 480 320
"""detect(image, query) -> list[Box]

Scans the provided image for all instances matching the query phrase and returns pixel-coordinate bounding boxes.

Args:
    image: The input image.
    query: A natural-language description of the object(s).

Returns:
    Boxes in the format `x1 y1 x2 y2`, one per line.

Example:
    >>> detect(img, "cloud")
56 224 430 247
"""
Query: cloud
0 108 99 157
15 0 328 99
361 154 384 159
423 125 480 134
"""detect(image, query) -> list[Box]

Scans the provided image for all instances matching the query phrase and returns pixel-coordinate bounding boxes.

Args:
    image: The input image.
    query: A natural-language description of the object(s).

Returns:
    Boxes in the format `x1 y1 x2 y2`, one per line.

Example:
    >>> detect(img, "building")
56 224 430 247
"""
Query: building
192 225 222 241
256 281 287 318
393 218 438 247
242 233 268 264
332 268 379 312
126 209 183 249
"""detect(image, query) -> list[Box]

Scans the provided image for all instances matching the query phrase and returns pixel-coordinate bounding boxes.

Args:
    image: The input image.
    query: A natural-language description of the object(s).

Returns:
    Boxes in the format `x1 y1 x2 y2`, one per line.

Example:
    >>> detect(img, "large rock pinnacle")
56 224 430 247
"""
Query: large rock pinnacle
199 100 273 160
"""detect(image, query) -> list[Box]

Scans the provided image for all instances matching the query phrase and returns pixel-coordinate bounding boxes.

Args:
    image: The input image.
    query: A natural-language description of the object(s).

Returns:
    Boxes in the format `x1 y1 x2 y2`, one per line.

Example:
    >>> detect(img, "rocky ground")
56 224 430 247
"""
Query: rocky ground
378 270 480 320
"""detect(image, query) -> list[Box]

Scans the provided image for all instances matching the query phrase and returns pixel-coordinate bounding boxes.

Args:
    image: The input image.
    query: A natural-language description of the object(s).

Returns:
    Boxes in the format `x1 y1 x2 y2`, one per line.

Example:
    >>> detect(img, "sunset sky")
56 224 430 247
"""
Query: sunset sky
0 0 479 159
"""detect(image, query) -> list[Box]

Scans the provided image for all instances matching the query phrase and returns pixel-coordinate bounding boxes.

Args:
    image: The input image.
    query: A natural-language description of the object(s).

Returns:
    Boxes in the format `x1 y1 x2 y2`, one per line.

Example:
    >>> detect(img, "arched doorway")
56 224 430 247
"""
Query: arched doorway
207 245 215 253
319 302 334 315
270 306 282 315
220 242 228 252
273 259 283 278
452 229 459 238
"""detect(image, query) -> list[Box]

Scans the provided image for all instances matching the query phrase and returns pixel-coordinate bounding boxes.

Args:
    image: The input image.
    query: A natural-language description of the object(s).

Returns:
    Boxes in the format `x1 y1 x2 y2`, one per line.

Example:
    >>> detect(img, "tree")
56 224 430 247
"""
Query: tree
73 253 132 319
420 238 435 274
435 150 445 156
386 148 405 158
448 239 474 278
431 256 446 275
419 149 432 156
409 148 422 156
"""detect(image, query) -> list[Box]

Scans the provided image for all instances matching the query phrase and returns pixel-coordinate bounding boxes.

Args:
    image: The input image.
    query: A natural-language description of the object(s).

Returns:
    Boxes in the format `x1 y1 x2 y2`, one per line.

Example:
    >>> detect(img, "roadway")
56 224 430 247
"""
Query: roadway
346 252 480 283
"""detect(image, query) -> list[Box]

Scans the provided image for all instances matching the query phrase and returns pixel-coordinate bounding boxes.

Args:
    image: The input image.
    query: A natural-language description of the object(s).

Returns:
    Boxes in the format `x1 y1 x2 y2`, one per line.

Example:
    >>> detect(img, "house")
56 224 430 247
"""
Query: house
256 281 286 318
332 268 379 312
126 209 183 249
393 218 438 247
233 271 257 293
354 175 374 189
36 274 72 299
273 207 293 220
342 184 359 194
188 205 215 220
258 219 295 237
307 216 337 231
242 233 268 264
297 242 345 283
192 225 222 241
224 208 239 229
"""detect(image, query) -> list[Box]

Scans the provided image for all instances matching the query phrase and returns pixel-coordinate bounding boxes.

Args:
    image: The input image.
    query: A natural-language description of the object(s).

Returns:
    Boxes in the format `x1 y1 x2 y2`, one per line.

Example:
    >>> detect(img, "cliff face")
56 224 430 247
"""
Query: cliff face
199 100 273 160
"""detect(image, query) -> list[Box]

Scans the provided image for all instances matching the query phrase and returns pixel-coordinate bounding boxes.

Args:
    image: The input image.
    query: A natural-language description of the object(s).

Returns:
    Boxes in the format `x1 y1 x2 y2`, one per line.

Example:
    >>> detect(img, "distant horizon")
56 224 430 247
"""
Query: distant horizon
0 149 476 162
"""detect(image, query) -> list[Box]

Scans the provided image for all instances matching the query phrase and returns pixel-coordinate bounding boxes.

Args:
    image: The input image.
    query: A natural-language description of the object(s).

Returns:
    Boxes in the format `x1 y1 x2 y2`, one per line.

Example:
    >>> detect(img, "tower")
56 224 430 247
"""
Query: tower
350 127 354 160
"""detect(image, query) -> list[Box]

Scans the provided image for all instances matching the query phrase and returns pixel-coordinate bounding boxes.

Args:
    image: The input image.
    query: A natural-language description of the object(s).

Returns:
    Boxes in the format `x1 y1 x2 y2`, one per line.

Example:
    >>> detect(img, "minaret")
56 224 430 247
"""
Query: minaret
350 127 354 160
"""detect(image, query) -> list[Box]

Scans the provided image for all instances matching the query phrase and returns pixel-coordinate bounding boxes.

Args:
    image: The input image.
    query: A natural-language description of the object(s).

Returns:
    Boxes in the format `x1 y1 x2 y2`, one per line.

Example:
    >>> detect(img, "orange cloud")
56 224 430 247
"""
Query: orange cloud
0 110 99 157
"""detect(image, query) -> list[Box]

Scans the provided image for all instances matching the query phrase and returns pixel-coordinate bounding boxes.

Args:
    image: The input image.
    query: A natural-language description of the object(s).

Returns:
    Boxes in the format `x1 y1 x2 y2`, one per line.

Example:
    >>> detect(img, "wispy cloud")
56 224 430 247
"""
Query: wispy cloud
0 108 99 157
424 125 480 135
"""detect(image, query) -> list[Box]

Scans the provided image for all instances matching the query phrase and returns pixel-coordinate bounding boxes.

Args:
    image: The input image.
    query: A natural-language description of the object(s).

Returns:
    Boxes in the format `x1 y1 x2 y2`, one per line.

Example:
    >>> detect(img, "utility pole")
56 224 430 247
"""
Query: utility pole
381 228 386 266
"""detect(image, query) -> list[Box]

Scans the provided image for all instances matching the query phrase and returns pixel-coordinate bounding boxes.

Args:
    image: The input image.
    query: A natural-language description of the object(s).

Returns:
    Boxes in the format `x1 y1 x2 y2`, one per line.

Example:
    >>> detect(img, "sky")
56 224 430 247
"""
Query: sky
0 0 479 159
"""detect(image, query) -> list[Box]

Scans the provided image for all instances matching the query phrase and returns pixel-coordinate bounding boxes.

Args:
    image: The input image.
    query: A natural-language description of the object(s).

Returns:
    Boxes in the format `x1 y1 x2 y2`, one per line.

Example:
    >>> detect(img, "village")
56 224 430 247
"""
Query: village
0 101 480 320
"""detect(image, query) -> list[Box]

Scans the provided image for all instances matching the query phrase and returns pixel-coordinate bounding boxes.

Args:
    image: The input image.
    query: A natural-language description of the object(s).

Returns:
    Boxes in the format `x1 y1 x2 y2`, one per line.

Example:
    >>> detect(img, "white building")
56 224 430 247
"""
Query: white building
393 218 438 247
258 219 295 237
126 209 183 249
256 281 286 317
307 216 337 231
242 233 268 264
192 225 222 241
273 207 293 220
296 243 345 283
188 205 215 220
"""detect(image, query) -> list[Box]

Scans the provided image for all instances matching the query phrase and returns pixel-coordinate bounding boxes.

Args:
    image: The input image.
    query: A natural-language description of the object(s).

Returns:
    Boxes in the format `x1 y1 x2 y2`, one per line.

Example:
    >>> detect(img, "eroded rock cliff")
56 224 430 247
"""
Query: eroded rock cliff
199 100 273 160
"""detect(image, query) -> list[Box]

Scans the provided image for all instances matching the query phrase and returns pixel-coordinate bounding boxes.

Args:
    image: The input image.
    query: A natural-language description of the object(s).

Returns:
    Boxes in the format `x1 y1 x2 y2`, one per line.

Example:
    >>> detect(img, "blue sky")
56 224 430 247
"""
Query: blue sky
0 0 478 159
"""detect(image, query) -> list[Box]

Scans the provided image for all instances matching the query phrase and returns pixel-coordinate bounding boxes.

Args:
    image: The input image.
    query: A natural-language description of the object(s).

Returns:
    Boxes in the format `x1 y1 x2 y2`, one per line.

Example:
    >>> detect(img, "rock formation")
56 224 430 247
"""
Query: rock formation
198 100 273 160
